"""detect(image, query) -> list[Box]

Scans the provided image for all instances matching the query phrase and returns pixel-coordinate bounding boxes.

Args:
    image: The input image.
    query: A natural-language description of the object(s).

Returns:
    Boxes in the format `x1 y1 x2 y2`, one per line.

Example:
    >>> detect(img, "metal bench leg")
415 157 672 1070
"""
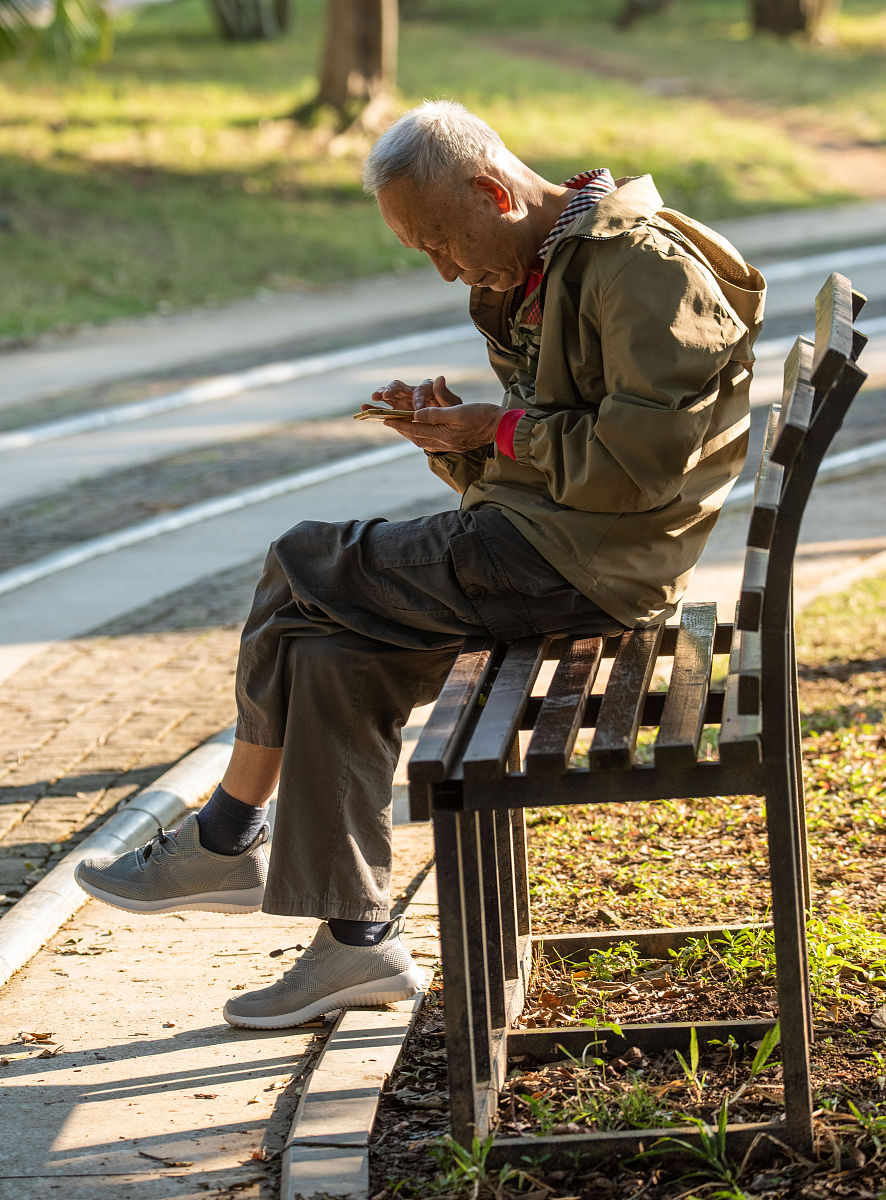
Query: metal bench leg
433 806 491 1143
479 809 508 1031
510 807 531 939
789 592 812 912
494 808 519 982
764 750 814 1153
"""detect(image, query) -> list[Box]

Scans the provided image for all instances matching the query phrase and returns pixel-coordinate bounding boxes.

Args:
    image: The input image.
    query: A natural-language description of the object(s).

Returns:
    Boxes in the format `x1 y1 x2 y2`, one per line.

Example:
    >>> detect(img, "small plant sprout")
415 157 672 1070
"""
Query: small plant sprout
730 1021 781 1104
428 1135 495 1200
675 1026 707 1103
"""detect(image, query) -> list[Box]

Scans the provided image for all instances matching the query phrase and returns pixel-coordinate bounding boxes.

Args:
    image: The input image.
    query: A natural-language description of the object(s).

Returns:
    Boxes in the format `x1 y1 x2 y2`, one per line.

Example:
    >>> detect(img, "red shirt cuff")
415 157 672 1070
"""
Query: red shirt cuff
495 408 525 460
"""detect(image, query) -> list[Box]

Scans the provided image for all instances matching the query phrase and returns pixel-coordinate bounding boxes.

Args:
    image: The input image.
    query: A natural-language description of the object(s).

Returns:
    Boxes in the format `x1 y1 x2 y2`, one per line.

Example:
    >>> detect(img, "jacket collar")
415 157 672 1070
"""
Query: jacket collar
557 174 663 244
469 175 664 351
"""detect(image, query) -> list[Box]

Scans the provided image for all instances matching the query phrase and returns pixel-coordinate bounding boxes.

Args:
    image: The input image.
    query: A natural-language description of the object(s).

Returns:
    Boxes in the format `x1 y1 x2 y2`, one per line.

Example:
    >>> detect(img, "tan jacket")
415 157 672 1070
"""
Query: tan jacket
427 175 766 626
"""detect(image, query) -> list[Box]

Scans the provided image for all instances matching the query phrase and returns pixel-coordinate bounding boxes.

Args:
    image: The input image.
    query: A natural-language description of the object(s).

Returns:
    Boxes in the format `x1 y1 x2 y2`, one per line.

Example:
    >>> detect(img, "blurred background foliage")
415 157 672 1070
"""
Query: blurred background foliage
0 0 883 342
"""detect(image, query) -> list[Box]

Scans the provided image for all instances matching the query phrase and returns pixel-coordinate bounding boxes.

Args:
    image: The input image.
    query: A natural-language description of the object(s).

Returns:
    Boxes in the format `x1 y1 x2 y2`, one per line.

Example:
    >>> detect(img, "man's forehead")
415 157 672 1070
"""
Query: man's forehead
377 176 464 242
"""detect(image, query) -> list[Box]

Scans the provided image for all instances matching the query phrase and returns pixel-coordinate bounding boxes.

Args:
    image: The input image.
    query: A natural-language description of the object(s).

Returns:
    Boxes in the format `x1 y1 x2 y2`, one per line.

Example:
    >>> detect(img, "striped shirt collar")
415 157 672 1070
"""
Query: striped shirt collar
535 167 616 267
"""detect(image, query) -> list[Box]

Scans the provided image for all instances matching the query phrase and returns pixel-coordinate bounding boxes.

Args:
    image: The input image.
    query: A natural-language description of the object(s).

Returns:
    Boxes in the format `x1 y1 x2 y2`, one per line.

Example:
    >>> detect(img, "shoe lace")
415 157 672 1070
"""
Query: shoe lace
269 943 310 959
268 944 319 977
140 826 175 862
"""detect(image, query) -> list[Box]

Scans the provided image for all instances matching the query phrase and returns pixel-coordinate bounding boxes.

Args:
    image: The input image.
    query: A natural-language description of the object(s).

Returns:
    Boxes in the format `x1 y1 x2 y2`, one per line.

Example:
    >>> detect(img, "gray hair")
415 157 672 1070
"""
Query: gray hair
362 100 506 195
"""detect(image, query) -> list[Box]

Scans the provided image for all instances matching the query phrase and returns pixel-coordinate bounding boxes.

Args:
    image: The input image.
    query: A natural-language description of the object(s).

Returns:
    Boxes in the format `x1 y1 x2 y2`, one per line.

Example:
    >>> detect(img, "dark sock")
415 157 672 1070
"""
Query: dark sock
328 918 392 947
196 784 268 856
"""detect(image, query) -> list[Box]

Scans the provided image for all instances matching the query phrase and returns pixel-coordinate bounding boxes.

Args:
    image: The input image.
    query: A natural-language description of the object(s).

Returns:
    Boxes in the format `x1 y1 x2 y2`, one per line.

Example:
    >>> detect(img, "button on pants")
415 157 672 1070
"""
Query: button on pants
234 508 624 920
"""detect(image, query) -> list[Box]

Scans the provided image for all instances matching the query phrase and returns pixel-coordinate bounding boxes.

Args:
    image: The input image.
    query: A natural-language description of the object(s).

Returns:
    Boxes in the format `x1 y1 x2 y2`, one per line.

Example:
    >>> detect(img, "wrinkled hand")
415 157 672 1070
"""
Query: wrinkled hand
369 375 462 412
368 376 501 453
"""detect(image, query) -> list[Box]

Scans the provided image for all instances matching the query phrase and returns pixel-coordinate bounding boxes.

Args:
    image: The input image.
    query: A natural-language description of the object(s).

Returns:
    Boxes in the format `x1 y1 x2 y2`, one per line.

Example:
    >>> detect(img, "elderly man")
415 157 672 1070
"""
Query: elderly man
76 101 764 1029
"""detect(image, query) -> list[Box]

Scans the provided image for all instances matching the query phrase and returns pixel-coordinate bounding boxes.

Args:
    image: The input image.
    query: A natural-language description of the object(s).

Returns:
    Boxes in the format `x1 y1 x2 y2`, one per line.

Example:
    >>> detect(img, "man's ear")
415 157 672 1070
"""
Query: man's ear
474 174 512 214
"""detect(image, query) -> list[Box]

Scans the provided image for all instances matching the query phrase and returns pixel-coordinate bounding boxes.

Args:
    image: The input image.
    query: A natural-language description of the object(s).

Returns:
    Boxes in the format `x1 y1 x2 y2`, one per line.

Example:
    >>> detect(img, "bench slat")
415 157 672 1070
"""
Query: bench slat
719 614 761 767
588 625 664 770
654 603 717 770
408 639 499 785
812 272 853 392
747 462 784 549
737 545 768 631
462 638 549 784
524 637 605 776
747 400 784 549
771 337 815 468
737 628 762 715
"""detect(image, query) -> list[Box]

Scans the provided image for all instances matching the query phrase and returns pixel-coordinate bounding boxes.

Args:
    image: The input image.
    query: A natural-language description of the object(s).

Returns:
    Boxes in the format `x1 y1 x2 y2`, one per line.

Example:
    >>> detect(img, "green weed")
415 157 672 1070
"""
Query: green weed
631 1099 747 1197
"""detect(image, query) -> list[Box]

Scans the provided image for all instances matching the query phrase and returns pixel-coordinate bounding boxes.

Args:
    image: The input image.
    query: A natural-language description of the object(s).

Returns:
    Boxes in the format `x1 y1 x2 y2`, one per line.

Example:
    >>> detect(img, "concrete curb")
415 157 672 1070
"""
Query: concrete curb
280 869 439 1200
0 725 235 991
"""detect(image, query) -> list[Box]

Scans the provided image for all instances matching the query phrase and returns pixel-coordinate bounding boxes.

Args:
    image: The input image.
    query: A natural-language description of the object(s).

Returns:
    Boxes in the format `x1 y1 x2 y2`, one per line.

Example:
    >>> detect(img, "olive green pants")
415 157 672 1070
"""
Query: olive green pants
234 509 624 920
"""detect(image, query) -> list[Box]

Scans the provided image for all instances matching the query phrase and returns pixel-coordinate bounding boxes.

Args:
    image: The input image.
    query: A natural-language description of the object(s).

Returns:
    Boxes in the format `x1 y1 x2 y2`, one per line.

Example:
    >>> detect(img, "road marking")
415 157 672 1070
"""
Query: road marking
756 315 886 360
727 435 886 506
0 324 476 453
0 442 416 599
759 242 886 282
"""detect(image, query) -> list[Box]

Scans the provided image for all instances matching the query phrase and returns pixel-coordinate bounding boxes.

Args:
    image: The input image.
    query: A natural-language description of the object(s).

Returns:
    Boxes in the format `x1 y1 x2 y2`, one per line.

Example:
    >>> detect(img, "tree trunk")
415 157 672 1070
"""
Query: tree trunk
208 0 291 41
750 0 840 37
614 0 671 30
303 0 397 130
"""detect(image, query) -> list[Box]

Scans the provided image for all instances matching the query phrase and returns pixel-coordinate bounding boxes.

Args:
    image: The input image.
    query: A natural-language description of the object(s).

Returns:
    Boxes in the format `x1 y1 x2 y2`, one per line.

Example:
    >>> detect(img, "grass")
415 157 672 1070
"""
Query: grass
1 0 884 340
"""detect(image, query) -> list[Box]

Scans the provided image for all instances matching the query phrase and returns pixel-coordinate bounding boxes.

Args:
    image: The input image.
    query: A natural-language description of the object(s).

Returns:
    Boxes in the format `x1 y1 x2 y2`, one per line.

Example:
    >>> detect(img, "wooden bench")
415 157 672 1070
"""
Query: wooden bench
407 273 869 1164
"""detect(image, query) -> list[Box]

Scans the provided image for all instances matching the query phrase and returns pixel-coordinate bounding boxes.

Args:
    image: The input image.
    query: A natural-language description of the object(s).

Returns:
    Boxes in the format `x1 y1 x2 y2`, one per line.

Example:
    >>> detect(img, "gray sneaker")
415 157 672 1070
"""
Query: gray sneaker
73 812 268 914
222 917 425 1029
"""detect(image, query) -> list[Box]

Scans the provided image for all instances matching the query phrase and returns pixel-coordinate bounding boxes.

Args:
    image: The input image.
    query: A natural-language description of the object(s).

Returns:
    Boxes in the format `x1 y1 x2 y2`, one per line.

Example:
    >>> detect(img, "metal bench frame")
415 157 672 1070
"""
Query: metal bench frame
407 274 868 1165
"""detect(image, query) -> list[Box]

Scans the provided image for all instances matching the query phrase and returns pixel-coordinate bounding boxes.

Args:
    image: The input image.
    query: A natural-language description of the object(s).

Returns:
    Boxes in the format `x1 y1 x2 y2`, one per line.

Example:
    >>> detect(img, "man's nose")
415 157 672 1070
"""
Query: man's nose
427 249 460 283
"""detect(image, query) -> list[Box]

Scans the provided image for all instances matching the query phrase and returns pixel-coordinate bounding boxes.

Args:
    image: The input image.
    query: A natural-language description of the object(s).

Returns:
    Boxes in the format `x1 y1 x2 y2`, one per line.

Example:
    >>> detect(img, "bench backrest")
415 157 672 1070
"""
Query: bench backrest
728 273 868 748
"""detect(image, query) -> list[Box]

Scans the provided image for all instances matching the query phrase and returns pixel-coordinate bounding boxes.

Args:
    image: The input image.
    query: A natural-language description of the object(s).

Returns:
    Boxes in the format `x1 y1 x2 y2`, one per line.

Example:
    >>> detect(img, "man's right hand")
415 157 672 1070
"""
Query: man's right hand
370 376 463 412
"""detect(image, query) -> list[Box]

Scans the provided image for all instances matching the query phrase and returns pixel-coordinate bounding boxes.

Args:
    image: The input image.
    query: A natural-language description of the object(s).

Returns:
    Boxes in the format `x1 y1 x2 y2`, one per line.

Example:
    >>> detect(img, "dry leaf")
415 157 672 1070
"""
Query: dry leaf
265 1078 290 1092
193 1093 218 1099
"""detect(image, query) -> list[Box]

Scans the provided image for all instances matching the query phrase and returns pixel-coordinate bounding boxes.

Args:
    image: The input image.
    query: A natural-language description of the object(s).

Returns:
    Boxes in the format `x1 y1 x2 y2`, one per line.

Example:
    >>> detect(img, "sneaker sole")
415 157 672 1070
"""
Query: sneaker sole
74 867 265 915
221 967 426 1029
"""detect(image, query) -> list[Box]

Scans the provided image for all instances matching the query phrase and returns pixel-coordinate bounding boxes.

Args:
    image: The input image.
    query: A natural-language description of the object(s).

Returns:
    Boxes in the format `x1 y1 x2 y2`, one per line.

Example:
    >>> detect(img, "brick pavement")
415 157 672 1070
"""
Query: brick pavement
0 557 265 908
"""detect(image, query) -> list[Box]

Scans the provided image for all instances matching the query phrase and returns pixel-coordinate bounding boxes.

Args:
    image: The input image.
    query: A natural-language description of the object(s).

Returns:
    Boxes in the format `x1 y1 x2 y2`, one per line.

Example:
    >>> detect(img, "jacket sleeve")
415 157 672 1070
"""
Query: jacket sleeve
510 245 747 513
425 447 490 494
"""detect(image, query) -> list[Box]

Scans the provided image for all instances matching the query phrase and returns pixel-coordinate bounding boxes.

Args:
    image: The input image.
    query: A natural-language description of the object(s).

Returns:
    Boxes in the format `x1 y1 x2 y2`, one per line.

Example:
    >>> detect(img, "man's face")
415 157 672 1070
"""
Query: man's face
377 175 533 292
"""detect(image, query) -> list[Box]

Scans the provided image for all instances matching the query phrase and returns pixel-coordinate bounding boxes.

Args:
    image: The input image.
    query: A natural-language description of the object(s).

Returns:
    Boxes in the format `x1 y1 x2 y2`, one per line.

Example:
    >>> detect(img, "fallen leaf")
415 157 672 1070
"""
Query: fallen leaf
871 1005 886 1029
265 1078 290 1092
193 1093 218 1099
